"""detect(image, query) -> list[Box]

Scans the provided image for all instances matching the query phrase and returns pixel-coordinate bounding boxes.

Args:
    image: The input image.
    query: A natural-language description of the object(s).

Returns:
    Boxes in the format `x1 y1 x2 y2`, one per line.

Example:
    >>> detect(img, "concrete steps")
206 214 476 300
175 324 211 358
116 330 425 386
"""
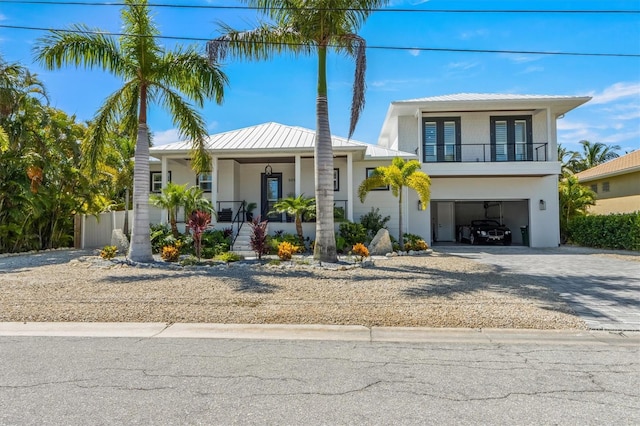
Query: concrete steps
232 223 253 253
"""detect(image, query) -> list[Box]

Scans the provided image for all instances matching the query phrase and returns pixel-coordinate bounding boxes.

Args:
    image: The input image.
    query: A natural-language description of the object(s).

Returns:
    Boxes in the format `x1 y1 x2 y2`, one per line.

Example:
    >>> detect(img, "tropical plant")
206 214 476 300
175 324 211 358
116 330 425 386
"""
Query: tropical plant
188 210 212 260
249 216 270 259
358 157 431 250
150 183 190 237
0 62 96 254
558 175 596 240
571 140 621 173
338 221 367 247
270 194 315 242
557 143 581 177
277 241 298 261
351 242 369 262
360 207 390 242
207 0 388 262
35 0 227 262
161 245 180 262
100 245 118 260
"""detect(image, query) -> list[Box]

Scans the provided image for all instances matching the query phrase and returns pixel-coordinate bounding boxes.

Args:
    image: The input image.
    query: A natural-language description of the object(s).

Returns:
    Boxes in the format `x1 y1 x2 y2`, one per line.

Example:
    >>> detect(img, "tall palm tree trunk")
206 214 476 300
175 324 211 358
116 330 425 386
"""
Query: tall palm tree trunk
313 45 337 262
128 123 153 262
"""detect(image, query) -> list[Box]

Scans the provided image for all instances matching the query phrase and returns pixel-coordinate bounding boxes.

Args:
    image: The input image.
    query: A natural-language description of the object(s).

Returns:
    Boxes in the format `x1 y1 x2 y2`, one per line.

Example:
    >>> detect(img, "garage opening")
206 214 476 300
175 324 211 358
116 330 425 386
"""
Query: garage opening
431 200 530 246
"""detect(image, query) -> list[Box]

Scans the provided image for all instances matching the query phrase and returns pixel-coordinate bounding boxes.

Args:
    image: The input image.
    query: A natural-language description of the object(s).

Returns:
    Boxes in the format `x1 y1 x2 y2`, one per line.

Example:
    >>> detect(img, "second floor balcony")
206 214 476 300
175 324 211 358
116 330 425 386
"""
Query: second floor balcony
424 142 549 163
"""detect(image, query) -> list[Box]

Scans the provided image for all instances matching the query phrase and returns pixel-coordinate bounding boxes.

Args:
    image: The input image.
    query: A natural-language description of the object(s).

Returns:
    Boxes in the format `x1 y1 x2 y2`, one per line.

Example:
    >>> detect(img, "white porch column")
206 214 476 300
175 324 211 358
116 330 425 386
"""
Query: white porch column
161 156 168 224
295 154 301 196
211 155 218 224
546 107 553 161
347 152 353 222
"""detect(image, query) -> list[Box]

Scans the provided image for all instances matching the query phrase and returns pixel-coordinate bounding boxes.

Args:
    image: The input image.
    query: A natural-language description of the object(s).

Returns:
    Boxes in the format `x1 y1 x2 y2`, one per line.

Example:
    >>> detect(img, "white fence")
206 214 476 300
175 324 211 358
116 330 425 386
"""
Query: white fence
77 210 133 249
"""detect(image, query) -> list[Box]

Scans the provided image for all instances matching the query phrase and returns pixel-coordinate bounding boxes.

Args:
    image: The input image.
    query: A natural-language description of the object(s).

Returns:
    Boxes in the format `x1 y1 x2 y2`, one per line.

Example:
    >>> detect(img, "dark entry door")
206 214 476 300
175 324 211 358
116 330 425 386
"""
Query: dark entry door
261 172 282 222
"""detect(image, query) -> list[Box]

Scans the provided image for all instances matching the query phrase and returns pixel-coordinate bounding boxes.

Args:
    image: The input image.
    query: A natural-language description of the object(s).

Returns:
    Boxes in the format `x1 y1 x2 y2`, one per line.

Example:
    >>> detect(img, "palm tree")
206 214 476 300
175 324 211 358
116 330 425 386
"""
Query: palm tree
559 175 595 240
573 140 621 173
34 0 227 262
207 0 388 262
358 157 431 251
557 143 581 177
150 182 190 238
271 194 316 242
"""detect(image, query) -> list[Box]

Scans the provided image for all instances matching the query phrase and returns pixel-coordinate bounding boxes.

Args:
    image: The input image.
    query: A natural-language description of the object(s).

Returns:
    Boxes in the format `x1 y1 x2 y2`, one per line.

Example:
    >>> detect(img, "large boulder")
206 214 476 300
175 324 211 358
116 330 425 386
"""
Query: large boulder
110 228 129 255
368 228 393 256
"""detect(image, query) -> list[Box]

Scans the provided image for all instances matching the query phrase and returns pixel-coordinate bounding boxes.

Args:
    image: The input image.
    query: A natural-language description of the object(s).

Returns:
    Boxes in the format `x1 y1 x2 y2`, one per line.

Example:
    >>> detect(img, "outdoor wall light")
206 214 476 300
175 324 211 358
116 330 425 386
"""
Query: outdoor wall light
539 199 546 210
418 200 423 210
264 164 272 176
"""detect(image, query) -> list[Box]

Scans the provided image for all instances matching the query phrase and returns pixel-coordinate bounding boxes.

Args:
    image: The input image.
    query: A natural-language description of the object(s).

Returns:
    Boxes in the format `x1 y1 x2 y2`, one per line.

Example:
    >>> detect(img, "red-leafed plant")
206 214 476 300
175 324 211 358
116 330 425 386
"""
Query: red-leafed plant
249 216 269 260
188 210 211 260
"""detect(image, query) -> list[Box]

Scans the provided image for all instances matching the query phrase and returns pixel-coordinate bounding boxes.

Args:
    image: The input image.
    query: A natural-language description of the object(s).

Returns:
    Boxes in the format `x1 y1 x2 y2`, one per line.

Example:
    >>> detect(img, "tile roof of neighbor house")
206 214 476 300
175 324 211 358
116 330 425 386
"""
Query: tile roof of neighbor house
574 149 640 182
149 122 416 160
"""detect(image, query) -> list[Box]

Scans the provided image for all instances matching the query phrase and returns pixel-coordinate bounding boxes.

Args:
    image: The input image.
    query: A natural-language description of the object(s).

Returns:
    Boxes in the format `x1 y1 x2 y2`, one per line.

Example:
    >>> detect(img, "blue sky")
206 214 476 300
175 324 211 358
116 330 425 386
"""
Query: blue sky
1 0 639 154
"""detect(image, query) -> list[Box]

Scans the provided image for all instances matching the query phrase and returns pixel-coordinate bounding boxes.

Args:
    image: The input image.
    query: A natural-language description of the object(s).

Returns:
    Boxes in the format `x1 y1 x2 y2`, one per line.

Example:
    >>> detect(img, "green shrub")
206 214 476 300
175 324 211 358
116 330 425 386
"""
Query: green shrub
201 229 231 254
360 208 390 242
269 232 304 253
568 212 640 251
339 222 367 246
217 251 242 263
180 255 199 266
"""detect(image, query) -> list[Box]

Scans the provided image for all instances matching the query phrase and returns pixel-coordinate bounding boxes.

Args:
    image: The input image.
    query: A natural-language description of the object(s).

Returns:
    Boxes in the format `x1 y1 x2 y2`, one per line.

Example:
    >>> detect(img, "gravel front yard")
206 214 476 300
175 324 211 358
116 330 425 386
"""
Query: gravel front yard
0 250 586 329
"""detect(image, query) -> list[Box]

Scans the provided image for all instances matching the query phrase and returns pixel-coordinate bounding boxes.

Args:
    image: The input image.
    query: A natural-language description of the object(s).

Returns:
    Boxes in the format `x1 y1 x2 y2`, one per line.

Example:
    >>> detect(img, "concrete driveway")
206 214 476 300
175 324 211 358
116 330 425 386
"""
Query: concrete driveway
436 245 640 331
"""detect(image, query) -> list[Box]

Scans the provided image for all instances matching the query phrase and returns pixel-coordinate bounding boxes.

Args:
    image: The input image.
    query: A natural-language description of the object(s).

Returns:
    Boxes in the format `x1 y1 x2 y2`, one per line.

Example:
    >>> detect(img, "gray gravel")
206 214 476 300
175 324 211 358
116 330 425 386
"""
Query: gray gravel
0 249 586 329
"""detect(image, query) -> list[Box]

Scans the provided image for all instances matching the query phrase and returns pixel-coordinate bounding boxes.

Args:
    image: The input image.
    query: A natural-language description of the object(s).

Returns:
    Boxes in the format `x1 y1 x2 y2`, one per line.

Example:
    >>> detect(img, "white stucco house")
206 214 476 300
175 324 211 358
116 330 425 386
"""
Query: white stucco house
147 93 590 248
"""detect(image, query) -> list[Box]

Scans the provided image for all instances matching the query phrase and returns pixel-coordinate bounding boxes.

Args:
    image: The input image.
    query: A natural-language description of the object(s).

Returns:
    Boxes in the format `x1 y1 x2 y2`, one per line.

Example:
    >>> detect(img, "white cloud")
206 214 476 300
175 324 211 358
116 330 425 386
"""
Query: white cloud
459 29 489 40
207 121 219 132
447 61 479 71
408 49 420 57
505 54 543 64
518 65 544 74
153 128 184 146
588 82 640 105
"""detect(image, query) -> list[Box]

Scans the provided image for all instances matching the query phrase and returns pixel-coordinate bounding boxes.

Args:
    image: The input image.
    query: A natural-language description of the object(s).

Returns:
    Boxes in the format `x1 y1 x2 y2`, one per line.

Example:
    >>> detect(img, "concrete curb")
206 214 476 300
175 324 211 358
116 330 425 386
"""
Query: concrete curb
1 322 639 345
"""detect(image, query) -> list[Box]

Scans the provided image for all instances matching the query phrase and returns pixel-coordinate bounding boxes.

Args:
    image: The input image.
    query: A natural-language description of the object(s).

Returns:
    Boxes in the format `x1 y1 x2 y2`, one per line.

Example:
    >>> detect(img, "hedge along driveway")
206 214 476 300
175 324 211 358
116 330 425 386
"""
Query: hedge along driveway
569 212 640 251
439 245 640 331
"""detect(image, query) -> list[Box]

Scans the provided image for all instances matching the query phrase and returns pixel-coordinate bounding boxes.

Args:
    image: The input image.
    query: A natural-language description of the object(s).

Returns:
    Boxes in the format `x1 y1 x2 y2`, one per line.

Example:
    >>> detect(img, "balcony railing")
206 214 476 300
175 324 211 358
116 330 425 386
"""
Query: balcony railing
423 143 548 163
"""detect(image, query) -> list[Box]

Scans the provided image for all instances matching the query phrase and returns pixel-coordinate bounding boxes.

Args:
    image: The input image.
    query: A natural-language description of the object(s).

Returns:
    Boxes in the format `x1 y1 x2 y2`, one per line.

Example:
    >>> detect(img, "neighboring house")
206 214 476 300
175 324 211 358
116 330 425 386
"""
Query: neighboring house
574 150 640 215
148 93 591 248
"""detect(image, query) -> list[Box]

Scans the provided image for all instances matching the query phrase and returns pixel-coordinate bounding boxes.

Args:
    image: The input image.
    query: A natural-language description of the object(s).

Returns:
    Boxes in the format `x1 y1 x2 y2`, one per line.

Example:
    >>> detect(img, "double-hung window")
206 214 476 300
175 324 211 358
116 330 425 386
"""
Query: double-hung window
422 117 461 163
196 173 213 192
490 116 532 161
150 171 171 193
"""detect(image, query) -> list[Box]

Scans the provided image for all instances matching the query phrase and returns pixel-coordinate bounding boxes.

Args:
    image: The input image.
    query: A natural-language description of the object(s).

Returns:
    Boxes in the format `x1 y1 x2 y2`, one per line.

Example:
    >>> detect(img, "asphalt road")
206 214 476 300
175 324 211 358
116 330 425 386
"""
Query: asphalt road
1 336 638 425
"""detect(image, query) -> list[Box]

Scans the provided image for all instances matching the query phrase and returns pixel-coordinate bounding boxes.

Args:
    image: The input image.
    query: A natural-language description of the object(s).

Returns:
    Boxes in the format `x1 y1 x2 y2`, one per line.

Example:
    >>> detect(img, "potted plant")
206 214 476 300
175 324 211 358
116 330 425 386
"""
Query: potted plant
245 201 258 222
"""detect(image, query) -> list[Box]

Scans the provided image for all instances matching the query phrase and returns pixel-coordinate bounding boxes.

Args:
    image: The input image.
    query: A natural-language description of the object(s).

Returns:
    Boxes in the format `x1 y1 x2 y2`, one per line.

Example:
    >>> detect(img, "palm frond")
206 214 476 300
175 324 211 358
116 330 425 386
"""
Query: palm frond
207 22 312 64
84 82 137 171
34 24 126 75
155 84 210 173
159 47 227 106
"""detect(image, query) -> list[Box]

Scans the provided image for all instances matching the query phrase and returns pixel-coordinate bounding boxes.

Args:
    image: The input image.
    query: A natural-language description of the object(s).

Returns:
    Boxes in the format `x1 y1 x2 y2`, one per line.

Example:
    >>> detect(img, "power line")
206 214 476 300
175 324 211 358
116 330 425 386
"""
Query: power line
0 0 638 14
2 24 639 58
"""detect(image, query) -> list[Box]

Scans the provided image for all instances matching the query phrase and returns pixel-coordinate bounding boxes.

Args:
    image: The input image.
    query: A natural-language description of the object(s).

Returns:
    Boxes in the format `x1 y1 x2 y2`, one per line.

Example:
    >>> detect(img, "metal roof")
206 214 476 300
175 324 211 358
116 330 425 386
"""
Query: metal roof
397 93 591 103
149 122 416 160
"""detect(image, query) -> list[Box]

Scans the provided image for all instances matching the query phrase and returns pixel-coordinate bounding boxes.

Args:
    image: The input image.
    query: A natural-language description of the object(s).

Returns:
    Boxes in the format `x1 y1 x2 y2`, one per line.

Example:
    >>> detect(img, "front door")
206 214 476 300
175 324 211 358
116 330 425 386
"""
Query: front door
436 202 455 242
261 172 282 222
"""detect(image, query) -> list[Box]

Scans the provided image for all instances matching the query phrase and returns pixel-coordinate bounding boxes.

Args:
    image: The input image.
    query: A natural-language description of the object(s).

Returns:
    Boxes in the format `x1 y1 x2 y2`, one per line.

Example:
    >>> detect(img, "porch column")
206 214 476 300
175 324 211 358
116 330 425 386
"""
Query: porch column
295 154 301 196
211 155 218 224
547 107 553 161
161 156 168 225
347 152 353 221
